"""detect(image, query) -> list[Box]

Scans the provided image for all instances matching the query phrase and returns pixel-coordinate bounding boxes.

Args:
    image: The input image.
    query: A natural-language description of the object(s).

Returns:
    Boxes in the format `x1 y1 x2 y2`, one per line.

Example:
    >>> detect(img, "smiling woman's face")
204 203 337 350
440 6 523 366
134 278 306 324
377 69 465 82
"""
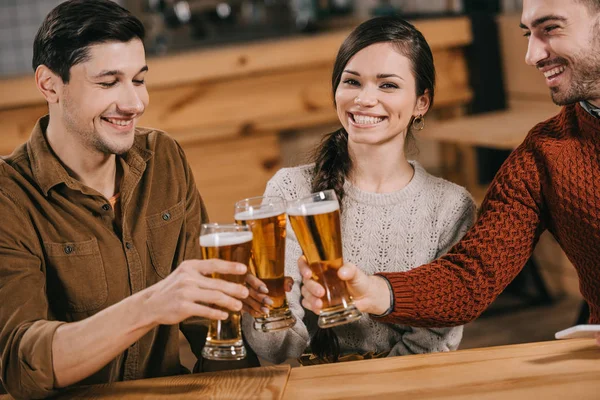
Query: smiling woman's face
335 42 428 147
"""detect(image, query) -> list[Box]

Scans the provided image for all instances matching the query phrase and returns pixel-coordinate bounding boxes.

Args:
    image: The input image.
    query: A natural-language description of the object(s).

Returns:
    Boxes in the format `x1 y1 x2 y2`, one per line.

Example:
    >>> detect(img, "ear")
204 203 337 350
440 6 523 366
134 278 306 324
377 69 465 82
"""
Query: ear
413 89 431 117
35 65 63 104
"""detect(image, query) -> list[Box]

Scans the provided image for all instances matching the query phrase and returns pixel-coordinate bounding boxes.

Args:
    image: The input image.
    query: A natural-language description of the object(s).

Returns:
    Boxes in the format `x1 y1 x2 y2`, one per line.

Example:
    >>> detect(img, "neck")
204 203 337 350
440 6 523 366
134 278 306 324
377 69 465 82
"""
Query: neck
348 140 414 193
46 118 119 199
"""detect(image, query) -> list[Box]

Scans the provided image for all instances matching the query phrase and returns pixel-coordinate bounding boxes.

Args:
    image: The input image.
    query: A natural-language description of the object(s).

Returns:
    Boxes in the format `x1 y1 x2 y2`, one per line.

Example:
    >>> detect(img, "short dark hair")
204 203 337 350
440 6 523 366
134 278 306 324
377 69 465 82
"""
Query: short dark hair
32 0 145 83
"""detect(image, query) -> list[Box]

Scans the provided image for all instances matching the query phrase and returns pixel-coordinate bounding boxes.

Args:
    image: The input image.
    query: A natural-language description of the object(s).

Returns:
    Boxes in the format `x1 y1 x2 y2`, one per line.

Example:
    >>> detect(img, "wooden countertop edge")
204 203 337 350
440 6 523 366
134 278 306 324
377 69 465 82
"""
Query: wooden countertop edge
0 16 471 110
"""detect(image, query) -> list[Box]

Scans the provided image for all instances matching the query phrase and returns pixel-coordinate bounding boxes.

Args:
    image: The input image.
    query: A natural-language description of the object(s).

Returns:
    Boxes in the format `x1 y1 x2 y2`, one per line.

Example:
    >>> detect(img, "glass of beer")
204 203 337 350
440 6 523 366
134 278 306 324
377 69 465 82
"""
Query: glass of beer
287 190 361 328
199 223 252 361
234 196 296 332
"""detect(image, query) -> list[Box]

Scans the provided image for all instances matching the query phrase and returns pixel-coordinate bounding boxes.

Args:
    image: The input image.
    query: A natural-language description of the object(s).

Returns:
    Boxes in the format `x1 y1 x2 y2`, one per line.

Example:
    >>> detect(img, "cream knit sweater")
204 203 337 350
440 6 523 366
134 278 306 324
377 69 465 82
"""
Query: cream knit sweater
243 161 476 364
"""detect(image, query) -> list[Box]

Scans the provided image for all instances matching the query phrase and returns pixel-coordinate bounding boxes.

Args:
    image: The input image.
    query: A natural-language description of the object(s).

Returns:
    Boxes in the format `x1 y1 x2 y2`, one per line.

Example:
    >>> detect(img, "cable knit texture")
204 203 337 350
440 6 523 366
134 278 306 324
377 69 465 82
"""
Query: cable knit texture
243 161 476 364
377 103 600 327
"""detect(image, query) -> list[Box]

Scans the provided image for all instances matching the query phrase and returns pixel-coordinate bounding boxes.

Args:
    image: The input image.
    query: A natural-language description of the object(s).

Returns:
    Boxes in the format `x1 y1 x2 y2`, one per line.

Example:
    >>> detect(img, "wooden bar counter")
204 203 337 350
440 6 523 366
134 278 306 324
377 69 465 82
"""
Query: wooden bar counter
0 17 473 222
2 339 597 399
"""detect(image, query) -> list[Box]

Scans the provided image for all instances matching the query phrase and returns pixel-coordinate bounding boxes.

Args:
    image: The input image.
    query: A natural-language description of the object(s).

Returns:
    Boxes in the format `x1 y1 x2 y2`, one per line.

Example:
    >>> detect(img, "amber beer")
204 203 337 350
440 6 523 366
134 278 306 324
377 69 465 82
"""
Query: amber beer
199 224 252 360
287 190 361 328
235 196 296 332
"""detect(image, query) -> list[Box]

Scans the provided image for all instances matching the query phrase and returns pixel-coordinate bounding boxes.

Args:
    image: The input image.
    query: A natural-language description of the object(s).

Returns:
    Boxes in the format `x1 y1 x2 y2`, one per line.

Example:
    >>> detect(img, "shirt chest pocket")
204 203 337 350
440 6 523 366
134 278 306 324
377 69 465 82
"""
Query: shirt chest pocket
146 200 186 278
43 237 108 313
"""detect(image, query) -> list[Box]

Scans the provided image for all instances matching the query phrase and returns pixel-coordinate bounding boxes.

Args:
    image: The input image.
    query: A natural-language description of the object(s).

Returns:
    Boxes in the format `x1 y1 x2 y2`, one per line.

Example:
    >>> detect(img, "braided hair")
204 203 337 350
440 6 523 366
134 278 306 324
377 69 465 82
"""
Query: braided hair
308 15 436 362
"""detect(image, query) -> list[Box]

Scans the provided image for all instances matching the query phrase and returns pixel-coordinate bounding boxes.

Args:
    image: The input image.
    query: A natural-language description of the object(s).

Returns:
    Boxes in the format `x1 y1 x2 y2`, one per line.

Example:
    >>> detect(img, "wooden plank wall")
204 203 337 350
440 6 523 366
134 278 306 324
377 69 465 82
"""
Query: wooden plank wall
0 17 473 222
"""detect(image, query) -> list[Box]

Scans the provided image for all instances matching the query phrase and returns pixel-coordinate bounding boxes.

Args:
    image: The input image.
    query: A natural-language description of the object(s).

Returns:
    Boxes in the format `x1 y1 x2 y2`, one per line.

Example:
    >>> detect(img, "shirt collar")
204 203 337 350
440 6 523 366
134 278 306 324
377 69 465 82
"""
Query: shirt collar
28 115 153 196
579 101 600 119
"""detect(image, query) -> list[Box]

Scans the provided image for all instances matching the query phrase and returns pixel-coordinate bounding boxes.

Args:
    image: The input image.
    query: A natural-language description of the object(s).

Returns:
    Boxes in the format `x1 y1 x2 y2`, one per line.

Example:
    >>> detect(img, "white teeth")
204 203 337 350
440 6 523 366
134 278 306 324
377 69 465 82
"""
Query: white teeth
105 118 132 126
353 114 384 125
543 66 565 78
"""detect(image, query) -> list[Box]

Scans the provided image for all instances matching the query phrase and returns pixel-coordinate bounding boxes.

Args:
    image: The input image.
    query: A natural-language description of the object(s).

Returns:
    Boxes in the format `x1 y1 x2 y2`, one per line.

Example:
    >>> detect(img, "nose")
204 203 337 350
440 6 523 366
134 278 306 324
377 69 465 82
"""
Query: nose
525 34 549 67
354 85 378 107
118 83 145 114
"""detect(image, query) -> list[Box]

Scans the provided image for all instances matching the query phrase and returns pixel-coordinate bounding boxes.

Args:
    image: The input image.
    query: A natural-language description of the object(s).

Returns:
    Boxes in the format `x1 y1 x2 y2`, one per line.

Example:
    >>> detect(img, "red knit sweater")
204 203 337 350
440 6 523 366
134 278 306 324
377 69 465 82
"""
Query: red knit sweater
378 103 600 326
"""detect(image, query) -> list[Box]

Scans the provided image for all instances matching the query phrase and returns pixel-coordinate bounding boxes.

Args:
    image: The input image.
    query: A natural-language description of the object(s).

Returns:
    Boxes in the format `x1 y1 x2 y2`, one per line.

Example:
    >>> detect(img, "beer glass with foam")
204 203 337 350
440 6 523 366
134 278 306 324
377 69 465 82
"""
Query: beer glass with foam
200 223 252 360
287 190 361 328
235 196 296 332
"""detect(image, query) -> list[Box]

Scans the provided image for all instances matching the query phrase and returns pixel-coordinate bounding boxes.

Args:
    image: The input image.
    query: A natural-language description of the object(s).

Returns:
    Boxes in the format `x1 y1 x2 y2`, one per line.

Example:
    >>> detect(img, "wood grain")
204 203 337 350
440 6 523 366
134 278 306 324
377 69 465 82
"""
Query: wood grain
283 339 600 400
0 365 290 400
0 17 471 109
0 16 473 223
422 99 561 150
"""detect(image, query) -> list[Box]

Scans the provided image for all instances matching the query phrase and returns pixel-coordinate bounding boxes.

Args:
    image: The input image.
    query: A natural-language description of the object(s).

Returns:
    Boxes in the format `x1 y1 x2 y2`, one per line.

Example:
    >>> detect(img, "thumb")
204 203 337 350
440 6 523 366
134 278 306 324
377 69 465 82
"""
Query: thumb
338 263 370 296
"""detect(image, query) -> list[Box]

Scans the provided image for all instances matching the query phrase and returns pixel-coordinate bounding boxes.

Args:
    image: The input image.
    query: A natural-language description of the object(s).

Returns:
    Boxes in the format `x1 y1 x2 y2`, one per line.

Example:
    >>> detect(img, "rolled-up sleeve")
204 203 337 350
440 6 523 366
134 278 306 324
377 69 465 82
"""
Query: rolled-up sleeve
0 189 65 399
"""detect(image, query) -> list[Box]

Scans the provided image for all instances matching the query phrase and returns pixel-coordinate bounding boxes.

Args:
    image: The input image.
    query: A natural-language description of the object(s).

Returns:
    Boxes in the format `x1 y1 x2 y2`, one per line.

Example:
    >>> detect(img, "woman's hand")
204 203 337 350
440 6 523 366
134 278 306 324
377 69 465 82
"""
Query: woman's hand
298 257 391 316
242 274 294 317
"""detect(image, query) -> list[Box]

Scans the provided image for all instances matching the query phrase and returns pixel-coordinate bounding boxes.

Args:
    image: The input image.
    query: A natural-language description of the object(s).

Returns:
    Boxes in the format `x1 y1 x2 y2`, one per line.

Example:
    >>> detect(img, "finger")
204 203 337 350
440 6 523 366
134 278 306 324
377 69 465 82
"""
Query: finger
245 274 269 293
195 275 250 300
243 295 265 314
190 288 244 312
300 284 324 309
242 305 264 318
337 263 359 281
248 288 273 307
186 302 229 320
302 278 325 298
301 297 322 313
284 277 294 292
192 259 247 276
297 256 312 279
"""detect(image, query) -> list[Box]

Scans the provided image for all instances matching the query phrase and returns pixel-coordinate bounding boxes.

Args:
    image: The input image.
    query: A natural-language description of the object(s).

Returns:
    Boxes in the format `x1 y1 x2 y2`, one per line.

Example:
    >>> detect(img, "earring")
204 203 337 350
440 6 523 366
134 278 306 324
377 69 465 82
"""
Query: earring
412 114 425 131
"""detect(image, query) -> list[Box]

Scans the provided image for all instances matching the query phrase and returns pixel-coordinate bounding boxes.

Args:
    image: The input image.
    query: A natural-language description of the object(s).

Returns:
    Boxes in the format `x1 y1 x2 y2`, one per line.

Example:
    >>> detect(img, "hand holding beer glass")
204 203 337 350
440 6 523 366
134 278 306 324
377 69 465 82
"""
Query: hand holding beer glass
199 223 252 361
235 196 297 332
287 190 362 328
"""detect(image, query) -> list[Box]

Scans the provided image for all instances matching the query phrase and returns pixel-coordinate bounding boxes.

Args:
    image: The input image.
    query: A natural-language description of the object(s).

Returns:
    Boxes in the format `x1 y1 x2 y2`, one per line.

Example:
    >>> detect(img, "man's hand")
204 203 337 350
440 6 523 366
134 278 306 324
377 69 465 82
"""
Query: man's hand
143 259 250 325
242 274 294 317
298 257 391 316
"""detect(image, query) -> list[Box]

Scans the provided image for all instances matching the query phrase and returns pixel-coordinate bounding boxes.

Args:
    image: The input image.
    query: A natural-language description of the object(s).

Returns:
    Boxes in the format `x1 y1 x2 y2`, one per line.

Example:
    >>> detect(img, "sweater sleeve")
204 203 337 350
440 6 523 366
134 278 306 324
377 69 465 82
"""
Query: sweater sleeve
376 141 546 327
242 172 310 364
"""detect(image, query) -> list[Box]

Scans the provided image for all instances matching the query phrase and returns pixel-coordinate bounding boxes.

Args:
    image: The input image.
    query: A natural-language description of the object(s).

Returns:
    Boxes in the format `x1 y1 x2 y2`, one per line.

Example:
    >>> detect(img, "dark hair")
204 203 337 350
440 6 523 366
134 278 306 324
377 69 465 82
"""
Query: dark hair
309 16 435 363
32 0 145 83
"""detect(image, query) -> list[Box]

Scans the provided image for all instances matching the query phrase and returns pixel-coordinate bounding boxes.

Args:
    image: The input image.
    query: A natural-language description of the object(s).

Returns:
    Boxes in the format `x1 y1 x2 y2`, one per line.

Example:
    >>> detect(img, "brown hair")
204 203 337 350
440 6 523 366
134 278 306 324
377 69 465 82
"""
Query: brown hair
309 16 435 362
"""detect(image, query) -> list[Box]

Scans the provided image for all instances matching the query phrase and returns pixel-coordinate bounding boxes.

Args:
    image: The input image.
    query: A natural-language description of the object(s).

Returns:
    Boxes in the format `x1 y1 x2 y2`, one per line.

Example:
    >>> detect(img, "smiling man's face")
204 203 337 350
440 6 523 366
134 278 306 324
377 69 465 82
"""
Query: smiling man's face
58 39 149 155
521 0 600 106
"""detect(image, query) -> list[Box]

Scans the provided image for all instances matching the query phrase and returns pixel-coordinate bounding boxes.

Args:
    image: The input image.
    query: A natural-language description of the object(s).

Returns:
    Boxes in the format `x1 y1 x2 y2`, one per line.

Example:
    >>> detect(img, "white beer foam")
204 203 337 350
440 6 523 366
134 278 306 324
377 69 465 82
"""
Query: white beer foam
286 200 339 216
200 231 253 247
234 208 284 221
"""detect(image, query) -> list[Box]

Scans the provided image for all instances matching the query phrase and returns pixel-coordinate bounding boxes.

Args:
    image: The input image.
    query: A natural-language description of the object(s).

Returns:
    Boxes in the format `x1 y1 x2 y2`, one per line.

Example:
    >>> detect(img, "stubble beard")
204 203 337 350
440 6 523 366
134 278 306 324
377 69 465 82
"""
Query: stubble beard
62 99 134 156
551 21 600 105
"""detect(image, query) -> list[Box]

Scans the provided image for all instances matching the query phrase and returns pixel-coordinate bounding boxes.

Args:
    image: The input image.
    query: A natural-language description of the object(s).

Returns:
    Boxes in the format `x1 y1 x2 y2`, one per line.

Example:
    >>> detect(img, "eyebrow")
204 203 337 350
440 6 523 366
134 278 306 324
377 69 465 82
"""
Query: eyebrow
92 65 149 79
519 15 567 29
343 70 404 81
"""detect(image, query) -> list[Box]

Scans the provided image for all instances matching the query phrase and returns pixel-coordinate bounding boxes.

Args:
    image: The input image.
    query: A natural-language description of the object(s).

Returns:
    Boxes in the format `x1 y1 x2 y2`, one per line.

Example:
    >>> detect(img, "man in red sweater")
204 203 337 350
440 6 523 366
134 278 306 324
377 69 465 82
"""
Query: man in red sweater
300 0 600 345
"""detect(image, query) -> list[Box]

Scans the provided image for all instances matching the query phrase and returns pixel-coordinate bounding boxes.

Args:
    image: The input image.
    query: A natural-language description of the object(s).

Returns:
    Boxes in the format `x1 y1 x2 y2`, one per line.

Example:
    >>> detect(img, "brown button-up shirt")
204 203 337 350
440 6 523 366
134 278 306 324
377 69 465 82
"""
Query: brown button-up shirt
0 116 210 399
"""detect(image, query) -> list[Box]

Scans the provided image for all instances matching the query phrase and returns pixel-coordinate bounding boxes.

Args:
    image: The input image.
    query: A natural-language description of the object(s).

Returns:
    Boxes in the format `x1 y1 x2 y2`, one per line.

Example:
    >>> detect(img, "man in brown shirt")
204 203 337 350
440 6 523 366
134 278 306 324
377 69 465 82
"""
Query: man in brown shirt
0 1 258 398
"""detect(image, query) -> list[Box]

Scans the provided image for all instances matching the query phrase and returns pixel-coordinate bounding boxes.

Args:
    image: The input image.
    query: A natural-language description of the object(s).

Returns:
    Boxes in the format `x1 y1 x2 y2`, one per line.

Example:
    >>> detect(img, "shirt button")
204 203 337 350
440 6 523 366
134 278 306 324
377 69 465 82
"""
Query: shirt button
64 245 74 254
162 212 171 221
102 204 111 211
126 242 132 250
